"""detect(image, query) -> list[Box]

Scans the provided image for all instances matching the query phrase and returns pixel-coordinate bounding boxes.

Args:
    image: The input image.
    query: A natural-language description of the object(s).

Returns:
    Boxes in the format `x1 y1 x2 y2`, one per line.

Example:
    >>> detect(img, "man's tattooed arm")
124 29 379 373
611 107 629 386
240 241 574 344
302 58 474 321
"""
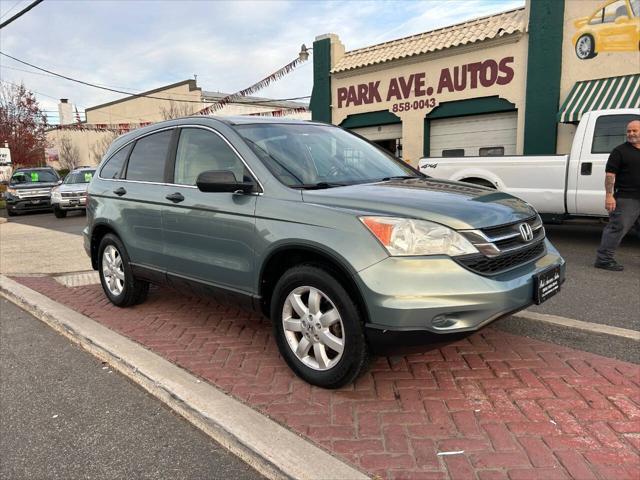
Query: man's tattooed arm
605 173 616 196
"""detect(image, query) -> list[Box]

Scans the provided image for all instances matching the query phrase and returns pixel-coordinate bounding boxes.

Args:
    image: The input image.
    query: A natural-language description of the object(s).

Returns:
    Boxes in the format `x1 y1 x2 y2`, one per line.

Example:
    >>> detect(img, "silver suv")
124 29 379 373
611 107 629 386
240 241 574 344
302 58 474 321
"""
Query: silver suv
51 167 95 218
84 116 565 388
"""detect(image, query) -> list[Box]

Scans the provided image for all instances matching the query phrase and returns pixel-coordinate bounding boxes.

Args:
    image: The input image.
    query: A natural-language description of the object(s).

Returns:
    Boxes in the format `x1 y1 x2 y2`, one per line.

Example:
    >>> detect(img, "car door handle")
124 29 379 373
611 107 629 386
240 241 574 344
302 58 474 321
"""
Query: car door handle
113 187 127 196
165 192 185 203
580 162 592 175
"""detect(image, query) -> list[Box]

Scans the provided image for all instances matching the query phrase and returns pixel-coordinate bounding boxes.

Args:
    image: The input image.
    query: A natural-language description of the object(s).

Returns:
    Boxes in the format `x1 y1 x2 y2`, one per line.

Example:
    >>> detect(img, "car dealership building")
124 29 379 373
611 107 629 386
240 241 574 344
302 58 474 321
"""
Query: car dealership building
309 0 640 166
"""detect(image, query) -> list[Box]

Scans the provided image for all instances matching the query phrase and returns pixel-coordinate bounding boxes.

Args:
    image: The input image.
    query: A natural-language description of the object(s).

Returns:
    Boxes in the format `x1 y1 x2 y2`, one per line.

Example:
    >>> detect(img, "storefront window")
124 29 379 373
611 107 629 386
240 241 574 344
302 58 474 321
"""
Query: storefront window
479 147 505 156
442 149 465 157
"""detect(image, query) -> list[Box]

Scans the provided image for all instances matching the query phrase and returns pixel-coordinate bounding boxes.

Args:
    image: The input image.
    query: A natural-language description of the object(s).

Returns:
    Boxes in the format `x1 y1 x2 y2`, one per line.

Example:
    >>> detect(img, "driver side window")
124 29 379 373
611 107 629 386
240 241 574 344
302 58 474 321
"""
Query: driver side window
174 128 249 186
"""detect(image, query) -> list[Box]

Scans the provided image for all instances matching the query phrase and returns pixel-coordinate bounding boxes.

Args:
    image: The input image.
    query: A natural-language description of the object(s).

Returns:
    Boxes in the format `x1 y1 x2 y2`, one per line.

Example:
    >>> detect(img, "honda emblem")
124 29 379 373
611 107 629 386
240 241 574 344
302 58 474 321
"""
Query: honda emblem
518 223 534 242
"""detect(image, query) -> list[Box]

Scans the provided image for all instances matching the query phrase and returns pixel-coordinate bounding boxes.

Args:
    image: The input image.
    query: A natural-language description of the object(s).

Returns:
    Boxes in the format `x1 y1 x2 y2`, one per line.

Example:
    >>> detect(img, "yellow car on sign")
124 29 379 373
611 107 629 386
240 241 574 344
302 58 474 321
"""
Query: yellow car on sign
573 0 640 59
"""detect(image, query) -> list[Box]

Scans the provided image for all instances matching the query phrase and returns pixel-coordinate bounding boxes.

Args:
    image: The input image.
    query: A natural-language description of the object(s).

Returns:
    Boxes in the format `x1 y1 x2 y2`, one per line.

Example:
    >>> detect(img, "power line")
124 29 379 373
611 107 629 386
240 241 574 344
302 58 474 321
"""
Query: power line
0 51 310 106
0 0 44 30
0 0 26 20
0 51 310 105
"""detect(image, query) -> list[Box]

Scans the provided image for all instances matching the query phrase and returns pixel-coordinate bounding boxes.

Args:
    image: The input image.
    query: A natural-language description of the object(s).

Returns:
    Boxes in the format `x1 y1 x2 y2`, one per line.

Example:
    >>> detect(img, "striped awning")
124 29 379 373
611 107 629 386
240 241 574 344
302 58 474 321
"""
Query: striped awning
558 74 639 123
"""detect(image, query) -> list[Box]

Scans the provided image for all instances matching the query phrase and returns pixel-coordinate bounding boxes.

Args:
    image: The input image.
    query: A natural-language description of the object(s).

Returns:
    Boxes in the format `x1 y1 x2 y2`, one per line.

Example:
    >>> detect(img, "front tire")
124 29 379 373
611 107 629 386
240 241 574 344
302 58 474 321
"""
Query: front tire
98 233 149 307
271 265 368 388
53 206 67 218
575 34 597 59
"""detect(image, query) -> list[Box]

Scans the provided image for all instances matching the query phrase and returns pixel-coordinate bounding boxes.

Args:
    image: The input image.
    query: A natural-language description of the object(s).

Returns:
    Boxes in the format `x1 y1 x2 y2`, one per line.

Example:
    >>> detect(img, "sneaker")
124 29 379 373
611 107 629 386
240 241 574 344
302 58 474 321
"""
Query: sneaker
594 260 624 271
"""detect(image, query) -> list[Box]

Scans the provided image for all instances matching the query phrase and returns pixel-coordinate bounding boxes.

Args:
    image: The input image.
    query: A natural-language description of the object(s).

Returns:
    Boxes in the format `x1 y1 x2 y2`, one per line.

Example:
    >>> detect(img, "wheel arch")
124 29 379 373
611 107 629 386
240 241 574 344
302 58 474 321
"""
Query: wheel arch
258 244 370 324
90 222 121 270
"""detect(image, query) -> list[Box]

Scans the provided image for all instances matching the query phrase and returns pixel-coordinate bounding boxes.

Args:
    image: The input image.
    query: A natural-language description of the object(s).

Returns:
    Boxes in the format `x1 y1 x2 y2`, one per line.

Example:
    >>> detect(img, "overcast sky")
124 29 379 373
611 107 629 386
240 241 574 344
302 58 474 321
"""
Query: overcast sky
0 0 523 123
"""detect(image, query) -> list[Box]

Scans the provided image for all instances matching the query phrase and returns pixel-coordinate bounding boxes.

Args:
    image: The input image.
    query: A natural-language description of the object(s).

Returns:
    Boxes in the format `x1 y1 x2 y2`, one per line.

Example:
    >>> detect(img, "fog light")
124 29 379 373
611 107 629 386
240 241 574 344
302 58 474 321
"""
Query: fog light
432 315 458 329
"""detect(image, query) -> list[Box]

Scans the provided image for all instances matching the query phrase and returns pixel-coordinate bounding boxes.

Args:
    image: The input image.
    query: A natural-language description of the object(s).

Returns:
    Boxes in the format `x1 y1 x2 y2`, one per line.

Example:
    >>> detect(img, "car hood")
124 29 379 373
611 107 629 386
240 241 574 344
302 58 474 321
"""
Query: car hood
301 178 537 230
57 183 89 193
10 182 58 190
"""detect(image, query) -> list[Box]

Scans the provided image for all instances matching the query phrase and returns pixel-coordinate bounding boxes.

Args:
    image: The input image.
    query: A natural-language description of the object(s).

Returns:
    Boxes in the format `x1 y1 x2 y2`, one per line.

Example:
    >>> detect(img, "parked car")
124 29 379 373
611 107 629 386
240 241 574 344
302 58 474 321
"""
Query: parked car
5 167 60 216
572 0 639 59
84 117 565 388
51 166 96 218
419 109 639 222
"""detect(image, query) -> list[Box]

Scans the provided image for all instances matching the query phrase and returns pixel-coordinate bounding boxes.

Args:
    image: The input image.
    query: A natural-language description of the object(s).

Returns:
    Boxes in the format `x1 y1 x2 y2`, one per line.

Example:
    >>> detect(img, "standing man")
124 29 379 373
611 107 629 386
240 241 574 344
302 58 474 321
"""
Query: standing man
594 119 640 271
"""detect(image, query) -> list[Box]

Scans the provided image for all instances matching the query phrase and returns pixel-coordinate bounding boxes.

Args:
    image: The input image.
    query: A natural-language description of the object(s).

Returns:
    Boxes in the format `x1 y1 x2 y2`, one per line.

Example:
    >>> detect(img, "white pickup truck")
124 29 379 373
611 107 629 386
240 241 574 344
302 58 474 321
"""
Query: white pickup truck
419 109 639 221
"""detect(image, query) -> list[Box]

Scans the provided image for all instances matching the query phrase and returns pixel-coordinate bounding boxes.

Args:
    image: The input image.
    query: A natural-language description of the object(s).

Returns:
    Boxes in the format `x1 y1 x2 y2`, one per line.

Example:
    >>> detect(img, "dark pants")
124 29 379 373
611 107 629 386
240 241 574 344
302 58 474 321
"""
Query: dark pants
596 197 640 263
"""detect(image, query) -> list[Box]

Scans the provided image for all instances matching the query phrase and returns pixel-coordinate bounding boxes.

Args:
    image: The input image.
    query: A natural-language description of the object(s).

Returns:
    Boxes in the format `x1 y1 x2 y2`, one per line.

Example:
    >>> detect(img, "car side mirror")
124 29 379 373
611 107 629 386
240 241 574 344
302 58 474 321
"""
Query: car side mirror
196 170 256 194
615 15 629 24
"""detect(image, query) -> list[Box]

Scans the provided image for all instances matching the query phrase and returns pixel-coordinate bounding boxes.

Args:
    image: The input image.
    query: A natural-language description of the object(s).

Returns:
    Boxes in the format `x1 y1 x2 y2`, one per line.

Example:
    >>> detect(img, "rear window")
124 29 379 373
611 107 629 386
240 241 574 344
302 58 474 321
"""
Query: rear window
10 169 58 184
592 114 639 153
125 130 173 182
100 146 130 179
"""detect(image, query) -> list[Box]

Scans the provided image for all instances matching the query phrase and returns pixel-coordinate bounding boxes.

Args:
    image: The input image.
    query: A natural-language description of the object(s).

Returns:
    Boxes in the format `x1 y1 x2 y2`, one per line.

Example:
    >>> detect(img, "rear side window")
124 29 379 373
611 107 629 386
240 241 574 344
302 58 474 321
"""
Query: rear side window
125 130 173 182
592 114 639 153
100 146 130 179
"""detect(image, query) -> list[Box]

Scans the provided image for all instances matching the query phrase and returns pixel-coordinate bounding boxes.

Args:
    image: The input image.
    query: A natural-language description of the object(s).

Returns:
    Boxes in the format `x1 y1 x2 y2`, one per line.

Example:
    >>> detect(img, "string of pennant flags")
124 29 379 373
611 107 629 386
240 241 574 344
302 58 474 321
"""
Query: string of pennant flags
53 53 309 133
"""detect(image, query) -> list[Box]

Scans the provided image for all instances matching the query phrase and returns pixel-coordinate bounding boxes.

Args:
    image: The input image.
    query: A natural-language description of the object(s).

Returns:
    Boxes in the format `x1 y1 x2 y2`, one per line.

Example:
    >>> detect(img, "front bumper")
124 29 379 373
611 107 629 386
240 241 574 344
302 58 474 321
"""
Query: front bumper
52 197 87 210
356 238 565 335
6 196 52 212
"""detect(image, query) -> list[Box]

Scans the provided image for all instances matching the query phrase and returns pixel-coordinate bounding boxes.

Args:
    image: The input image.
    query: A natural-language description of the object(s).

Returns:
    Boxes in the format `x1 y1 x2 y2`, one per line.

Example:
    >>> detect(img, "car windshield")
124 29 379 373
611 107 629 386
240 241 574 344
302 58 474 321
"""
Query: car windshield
235 123 420 188
10 169 58 184
64 170 95 184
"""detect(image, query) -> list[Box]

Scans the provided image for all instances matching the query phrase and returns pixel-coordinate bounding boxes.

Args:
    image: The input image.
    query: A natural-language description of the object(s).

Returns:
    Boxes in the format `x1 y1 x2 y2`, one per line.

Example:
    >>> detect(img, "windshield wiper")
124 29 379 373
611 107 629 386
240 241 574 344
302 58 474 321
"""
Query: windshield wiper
378 175 422 182
291 182 349 190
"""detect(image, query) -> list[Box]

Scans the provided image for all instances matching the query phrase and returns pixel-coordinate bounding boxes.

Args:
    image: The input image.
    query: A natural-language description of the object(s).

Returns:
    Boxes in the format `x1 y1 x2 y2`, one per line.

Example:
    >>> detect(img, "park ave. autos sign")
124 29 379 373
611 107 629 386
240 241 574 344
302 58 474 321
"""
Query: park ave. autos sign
336 56 515 113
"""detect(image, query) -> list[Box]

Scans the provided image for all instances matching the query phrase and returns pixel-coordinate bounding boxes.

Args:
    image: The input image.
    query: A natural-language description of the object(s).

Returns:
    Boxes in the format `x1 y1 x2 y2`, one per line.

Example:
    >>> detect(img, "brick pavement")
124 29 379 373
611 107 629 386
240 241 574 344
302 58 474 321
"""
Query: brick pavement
12 276 640 480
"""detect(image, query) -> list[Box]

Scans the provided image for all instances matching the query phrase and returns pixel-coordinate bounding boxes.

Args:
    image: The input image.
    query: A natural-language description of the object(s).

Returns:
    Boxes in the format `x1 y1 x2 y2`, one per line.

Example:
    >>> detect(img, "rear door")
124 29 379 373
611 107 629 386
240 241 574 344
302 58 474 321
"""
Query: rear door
161 126 258 297
117 128 176 271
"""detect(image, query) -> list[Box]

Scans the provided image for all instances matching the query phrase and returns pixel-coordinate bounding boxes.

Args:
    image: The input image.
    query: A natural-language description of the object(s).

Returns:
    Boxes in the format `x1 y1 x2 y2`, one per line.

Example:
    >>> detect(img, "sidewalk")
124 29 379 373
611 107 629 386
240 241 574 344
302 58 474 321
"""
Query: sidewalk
5 273 640 480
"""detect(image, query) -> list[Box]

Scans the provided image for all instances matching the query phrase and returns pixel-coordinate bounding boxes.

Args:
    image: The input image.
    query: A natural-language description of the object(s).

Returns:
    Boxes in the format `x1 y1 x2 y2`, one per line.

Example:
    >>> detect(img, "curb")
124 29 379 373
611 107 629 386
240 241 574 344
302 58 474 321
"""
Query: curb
0 217 7 224
0 275 369 480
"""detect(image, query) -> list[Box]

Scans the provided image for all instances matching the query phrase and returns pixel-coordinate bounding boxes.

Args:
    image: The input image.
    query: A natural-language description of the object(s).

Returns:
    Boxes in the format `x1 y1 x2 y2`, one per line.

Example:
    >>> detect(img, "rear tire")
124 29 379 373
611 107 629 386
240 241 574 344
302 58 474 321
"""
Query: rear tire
7 209 16 217
98 233 149 307
271 264 368 388
53 206 67 218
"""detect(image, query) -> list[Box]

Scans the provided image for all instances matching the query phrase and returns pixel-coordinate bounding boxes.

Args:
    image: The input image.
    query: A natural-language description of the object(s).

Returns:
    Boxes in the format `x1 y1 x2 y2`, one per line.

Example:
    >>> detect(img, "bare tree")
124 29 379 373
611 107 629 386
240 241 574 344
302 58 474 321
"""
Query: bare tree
58 135 80 170
0 82 48 167
90 131 119 164
160 100 197 120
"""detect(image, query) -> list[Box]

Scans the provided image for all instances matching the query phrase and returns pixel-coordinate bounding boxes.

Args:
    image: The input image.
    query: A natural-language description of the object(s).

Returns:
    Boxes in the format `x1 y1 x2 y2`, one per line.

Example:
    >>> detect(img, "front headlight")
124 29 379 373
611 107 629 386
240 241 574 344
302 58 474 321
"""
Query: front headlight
6 187 18 197
360 216 478 256
51 188 61 200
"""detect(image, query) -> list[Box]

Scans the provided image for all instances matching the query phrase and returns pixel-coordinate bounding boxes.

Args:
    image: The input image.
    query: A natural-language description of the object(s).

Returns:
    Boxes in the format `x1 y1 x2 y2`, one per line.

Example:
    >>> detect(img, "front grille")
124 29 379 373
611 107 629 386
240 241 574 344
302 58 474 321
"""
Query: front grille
62 192 83 198
457 241 546 275
493 227 545 250
16 189 51 198
480 215 539 239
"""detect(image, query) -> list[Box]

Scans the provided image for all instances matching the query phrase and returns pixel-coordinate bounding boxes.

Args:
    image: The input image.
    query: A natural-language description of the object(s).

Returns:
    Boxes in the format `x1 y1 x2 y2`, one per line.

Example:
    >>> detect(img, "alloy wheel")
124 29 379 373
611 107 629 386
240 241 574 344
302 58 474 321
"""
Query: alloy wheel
282 286 345 371
102 245 125 296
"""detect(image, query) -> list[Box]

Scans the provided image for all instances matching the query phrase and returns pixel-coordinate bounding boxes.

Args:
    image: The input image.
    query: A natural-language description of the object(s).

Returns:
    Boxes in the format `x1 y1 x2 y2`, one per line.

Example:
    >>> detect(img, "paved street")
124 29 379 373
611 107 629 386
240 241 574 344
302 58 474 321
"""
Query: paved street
0 298 263 480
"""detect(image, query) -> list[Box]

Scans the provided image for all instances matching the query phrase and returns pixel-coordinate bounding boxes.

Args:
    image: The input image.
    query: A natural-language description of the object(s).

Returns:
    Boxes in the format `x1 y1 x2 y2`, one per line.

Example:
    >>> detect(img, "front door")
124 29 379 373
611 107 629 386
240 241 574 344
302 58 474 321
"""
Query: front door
161 126 258 298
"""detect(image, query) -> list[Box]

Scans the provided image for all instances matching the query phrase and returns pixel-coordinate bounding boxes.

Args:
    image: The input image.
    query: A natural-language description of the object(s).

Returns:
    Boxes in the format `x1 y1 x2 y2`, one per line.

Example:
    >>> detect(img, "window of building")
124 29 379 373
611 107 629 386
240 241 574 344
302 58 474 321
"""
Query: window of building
125 130 173 182
479 147 505 156
592 114 639 154
442 149 465 157
174 128 248 186
100 145 131 179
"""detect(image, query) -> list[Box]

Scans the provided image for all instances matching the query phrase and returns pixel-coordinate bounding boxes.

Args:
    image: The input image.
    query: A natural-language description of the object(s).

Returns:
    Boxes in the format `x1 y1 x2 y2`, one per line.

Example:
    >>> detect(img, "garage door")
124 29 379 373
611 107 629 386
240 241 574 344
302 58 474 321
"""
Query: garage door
351 123 402 142
429 111 517 157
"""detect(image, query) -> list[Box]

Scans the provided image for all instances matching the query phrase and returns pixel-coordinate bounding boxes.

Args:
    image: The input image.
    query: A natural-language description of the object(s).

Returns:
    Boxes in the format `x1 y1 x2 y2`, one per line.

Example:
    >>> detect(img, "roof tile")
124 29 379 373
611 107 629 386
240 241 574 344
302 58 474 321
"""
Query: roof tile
332 8 525 73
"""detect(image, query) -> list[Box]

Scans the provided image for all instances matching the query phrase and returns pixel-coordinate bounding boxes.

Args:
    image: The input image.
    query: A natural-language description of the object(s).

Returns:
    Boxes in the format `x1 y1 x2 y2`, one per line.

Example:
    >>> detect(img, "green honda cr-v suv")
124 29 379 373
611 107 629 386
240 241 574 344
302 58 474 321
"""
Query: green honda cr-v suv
84 116 565 388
